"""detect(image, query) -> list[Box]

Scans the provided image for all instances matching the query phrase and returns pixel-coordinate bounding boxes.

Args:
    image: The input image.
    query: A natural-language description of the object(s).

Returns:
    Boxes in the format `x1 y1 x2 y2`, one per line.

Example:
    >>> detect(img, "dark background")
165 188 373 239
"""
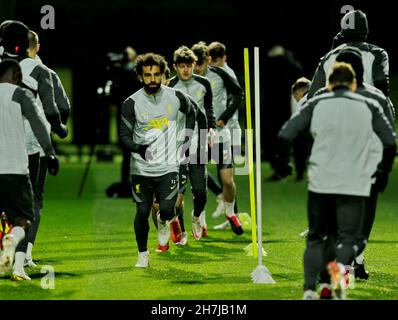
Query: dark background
1 0 396 144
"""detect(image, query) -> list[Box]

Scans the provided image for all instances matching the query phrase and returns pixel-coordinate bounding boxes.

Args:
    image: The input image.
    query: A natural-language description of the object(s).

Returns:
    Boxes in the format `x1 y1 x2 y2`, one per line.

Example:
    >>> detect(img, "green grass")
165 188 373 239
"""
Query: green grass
1 159 398 300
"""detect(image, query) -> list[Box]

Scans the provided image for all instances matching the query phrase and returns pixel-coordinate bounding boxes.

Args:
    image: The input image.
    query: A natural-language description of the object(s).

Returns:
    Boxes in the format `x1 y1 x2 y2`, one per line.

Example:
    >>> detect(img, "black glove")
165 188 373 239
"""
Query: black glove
275 164 293 179
46 155 60 176
55 124 68 139
137 145 153 161
371 169 389 193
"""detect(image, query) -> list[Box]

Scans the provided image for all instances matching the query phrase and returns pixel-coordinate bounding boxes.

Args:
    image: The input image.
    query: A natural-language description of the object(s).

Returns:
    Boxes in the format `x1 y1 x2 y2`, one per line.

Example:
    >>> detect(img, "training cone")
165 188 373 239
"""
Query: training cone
251 265 275 284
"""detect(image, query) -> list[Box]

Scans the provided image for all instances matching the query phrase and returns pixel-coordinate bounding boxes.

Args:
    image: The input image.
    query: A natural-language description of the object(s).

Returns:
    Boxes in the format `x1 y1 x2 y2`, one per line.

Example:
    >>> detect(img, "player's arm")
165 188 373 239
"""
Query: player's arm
176 90 196 132
189 96 207 130
49 68 71 124
386 97 396 121
215 68 244 124
373 49 390 97
368 99 397 173
176 90 196 156
13 87 55 156
379 95 395 128
307 58 327 98
33 64 67 138
119 98 150 159
197 76 216 129
363 84 395 125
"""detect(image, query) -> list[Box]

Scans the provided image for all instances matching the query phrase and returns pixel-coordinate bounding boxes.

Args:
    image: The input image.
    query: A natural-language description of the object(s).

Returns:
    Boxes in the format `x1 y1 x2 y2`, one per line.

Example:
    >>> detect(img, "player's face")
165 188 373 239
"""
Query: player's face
194 60 208 76
174 63 194 81
293 88 306 102
141 65 162 94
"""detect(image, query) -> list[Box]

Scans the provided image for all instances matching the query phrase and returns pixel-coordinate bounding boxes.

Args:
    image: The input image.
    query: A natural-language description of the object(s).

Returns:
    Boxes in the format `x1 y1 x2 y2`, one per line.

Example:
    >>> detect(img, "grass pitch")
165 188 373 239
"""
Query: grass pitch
1 159 397 300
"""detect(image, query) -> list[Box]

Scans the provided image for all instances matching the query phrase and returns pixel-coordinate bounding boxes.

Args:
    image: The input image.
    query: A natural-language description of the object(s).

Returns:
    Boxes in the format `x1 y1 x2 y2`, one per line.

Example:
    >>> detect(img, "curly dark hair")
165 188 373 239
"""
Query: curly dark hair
135 53 168 76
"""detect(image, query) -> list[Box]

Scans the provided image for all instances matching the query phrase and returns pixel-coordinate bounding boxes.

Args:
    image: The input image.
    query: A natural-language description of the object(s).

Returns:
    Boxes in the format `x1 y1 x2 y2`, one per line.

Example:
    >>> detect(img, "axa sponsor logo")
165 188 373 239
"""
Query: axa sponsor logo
145 117 169 131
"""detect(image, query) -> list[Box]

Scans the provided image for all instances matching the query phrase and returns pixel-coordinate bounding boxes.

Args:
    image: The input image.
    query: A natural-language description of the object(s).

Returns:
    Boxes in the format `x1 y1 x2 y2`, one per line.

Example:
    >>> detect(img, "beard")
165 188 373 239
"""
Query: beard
144 82 161 94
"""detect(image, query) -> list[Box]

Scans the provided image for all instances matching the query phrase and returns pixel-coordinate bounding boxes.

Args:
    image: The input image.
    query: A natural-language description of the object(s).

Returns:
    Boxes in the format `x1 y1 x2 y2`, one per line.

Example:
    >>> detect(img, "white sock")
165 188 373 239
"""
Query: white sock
225 200 235 217
10 227 25 249
199 211 207 226
355 252 364 264
26 242 34 260
13 252 26 274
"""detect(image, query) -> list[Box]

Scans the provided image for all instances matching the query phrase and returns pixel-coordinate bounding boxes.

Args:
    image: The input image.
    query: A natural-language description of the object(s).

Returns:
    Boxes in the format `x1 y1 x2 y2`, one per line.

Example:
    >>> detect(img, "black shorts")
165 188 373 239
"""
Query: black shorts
209 142 233 170
131 172 179 207
178 164 189 194
0 174 34 224
307 191 366 242
178 162 208 195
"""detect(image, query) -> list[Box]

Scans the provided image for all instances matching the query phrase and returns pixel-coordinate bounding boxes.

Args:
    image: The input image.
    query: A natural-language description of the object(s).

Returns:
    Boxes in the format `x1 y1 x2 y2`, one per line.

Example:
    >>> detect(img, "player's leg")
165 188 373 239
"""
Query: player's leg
217 142 243 235
172 164 187 244
353 187 378 279
207 173 224 218
328 194 365 299
207 140 224 218
303 191 334 299
230 127 242 214
189 162 208 237
25 155 47 267
151 194 159 229
131 175 154 267
155 172 179 252
318 225 337 299
335 195 365 266
173 192 186 245
11 153 39 279
209 141 242 234
0 174 33 279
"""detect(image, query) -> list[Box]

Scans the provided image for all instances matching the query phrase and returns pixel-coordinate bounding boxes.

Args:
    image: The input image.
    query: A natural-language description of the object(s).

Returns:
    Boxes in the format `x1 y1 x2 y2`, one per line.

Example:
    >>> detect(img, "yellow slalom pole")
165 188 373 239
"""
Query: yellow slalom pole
244 48 257 257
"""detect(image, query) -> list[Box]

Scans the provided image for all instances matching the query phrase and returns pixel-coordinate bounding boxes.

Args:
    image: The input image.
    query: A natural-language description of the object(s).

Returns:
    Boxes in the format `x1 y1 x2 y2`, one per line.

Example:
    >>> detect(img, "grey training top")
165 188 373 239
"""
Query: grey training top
279 88 396 196
0 83 54 175
169 74 215 158
48 67 71 124
203 66 243 143
19 58 64 155
308 42 390 98
120 85 195 177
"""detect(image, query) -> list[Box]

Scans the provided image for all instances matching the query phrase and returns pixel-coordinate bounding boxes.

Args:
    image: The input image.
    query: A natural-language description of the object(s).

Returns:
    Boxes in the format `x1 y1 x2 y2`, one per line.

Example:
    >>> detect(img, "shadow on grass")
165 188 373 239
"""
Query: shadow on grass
367 239 398 244
0 280 78 300
37 244 135 255
44 251 134 262
28 271 80 280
